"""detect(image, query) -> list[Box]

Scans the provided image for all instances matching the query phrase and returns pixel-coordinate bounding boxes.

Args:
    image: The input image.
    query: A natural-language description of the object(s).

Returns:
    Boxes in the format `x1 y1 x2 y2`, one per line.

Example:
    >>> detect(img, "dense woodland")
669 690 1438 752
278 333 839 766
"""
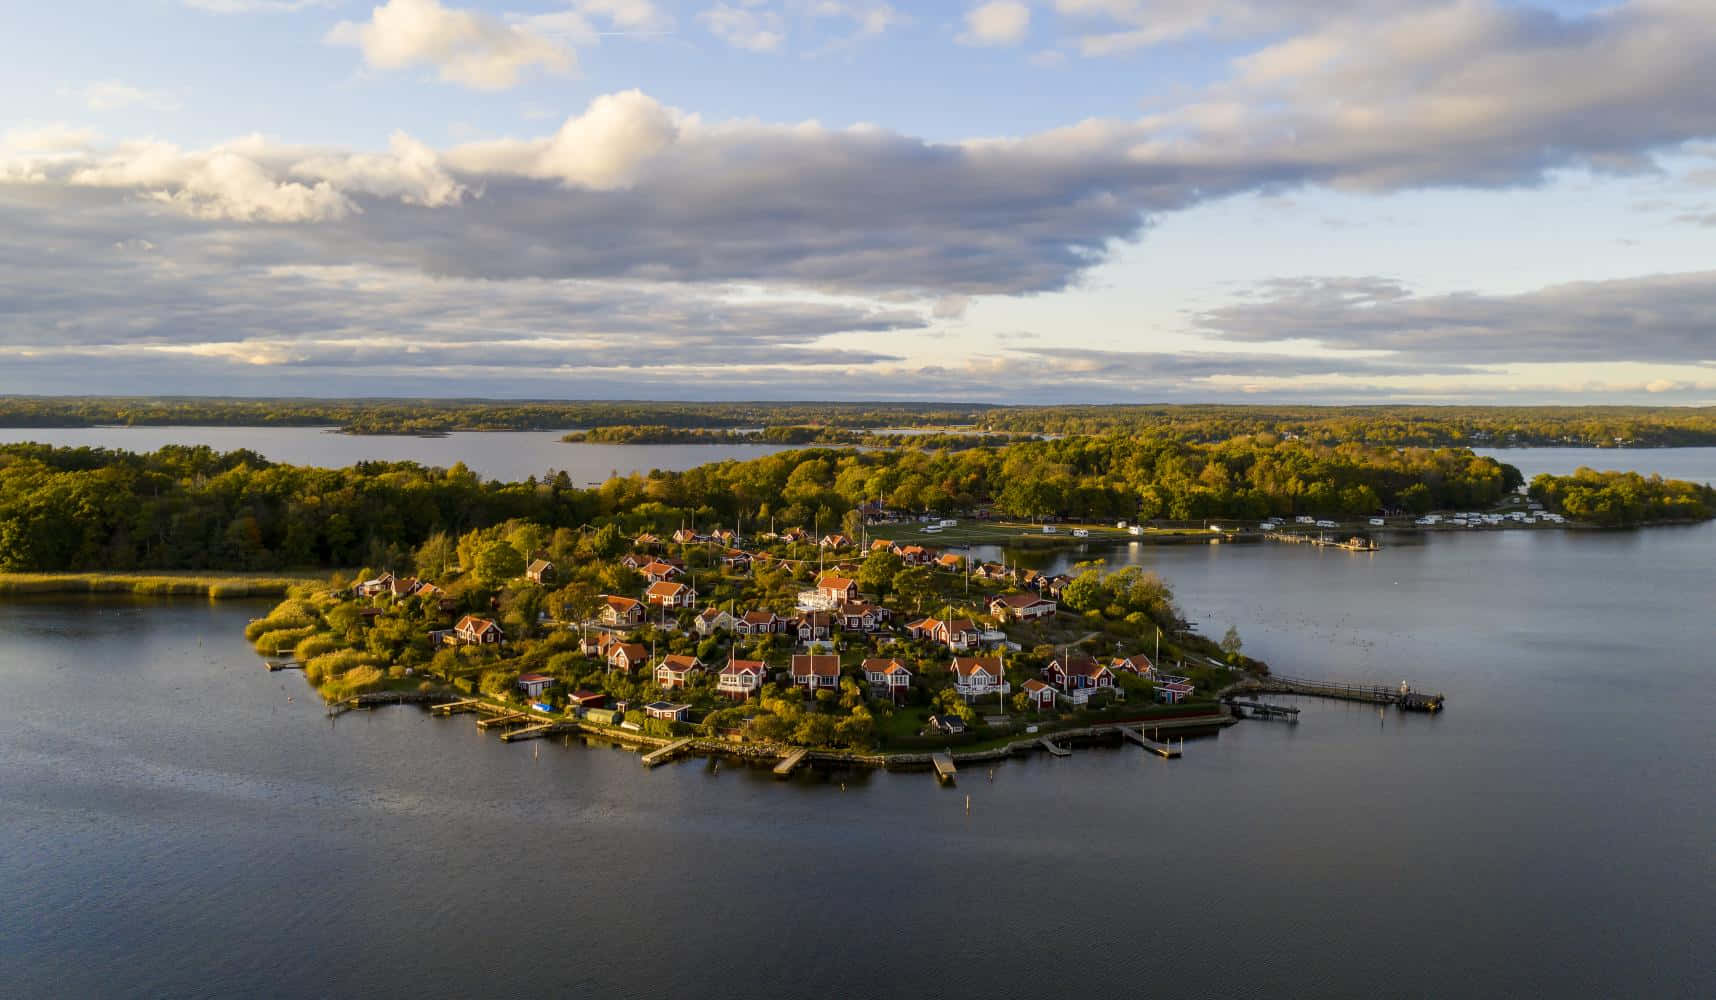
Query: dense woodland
1527 469 1716 526
0 435 1543 572
3 397 1715 446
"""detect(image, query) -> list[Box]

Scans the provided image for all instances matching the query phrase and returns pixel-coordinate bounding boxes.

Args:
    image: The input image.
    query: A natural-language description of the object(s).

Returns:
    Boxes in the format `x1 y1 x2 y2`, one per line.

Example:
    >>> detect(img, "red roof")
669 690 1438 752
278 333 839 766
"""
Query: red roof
790 654 840 678
952 656 1002 680
517 672 552 683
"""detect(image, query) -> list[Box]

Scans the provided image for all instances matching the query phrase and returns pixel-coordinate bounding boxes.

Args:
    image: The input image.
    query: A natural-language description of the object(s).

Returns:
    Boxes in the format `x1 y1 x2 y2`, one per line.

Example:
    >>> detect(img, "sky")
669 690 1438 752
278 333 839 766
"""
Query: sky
2 0 1714 404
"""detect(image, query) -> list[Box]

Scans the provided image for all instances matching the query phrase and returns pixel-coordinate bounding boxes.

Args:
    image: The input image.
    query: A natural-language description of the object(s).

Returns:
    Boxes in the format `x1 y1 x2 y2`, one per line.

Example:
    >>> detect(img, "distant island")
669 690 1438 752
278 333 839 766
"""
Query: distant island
4 396 1716 447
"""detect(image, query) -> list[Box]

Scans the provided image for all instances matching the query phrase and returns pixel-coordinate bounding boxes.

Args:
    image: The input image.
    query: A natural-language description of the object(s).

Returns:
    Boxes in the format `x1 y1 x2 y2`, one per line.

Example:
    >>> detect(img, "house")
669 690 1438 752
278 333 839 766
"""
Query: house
654 654 707 689
600 595 646 626
1022 678 1058 711
640 560 683 583
736 610 780 636
935 553 965 572
793 611 833 642
672 528 700 544
1110 653 1154 677
633 532 661 549
711 529 737 545
906 617 981 652
972 562 1012 582
718 658 769 699
951 656 1009 700
894 544 931 566
989 593 1058 622
387 575 422 599
525 559 556 584
721 550 752 572
517 672 553 699
819 533 851 549
837 602 891 633
813 573 859 606
354 572 395 597
870 538 895 552
645 580 697 609
567 690 607 710
608 642 648 672
1040 575 1074 599
1154 675 1195 704
453 615 505 646
644 701 692 722
778 528 809 544
924 713 967 736
694 607 735 637
620 553 649 570
1044 656 1115 704
862 658 912 702
789 654 841 690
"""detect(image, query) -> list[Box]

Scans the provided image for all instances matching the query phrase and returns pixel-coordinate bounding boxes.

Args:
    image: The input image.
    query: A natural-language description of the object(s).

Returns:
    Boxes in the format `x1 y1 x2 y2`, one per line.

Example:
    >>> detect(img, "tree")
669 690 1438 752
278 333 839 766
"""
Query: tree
858 550 902 599
1220 625 1243 660
891 566 935 613
475 540 526 585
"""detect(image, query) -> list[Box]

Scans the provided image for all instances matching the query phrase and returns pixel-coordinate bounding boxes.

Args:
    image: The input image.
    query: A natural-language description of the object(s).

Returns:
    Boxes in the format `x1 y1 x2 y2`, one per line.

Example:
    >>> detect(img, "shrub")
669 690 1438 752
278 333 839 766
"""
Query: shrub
253 625 317 656
294 634 340 662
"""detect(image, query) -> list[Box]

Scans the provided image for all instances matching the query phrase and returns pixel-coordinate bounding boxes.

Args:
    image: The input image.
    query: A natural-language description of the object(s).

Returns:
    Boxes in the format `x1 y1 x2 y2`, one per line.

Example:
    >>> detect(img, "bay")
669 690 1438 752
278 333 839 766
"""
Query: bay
1 447 1712 997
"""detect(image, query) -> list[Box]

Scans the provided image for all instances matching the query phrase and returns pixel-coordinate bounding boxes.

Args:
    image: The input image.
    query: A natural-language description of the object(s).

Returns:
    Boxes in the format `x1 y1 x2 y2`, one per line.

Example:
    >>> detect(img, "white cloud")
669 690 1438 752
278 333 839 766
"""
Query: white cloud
700 3 786 51
73 81 182 113
959 1 1031 47
326 0 574 91
291 132 466 207
445 89 678 189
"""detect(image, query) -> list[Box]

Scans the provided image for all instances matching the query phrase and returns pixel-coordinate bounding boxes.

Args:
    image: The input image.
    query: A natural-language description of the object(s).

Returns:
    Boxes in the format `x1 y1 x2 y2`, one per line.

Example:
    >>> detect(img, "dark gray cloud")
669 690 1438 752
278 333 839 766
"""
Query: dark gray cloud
1195 271 1716 365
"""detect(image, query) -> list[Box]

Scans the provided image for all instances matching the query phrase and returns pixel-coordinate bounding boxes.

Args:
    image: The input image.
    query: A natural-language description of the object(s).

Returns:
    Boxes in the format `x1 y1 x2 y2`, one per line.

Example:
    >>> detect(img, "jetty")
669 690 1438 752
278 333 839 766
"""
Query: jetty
476 712 532 730
1038 736 1072 757
432 699 483 716
1241 674 1445 712
773 748 809 777
930 753 958 783
263 658 302 672
1265 531 1379 551
1123 727 1183 758
500 721 574 742
1226 698 1301 722
641 738 695 768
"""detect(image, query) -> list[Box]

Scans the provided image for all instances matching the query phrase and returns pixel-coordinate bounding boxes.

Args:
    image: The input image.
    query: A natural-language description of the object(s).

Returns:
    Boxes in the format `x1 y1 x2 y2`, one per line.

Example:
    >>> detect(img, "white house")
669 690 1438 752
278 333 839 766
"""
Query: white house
951 656 1009 701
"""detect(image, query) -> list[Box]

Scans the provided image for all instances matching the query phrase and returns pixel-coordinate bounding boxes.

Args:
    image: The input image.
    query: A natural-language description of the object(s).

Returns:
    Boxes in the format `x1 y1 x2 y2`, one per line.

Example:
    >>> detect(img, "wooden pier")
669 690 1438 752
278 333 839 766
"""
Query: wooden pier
930 753 958 783
1038 737 1071 757
641 738 695 768
475 712 532 730
773 748 809 777
431 699 483 716
1123 727 1183 758
1264 531 1379 551
1242 675 1445 712
500 721 573 742
1226 699 1301 722
263 659 302 672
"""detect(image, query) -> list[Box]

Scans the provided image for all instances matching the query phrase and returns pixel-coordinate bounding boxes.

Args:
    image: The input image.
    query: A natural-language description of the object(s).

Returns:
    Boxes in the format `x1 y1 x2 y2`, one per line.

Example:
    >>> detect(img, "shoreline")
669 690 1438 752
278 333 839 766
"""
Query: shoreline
0 572 320 598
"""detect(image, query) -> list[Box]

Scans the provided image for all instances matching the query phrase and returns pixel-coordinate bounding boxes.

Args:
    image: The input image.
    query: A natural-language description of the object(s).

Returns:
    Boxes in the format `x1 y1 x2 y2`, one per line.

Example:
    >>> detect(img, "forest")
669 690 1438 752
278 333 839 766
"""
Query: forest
0 435 1535 572
1527 469 1716 526
3 397 1714 446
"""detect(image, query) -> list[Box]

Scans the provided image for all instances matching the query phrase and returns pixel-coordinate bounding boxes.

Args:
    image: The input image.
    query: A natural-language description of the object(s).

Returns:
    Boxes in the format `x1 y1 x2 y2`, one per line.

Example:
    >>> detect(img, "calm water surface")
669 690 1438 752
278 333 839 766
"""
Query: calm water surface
2 447 1713 998
0 426 803 483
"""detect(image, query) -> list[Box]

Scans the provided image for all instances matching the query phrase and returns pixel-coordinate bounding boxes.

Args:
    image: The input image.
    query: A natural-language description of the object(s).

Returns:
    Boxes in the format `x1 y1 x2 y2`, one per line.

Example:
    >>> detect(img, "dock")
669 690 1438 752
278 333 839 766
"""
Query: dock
1227 698 1301 722
930 753 958 783
500 721 573 742
1242 675 1445 712
475 712 531 730
1123 727 1183 758
1264 531 1379 551
641 737 695 768
263 659 302 671
431 699 483 716
773 748 809 777
1038 737 1071 757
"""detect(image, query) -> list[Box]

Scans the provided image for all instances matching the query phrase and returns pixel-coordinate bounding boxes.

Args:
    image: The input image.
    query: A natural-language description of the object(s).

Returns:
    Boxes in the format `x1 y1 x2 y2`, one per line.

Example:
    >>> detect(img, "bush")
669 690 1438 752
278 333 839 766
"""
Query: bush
294 634 340 662
253 625 317 656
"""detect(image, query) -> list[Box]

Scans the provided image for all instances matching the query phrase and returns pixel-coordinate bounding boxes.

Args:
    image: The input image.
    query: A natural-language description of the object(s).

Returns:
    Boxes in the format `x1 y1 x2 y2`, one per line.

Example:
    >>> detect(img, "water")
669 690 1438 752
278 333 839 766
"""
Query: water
2 449 1714 997
0 426 805 483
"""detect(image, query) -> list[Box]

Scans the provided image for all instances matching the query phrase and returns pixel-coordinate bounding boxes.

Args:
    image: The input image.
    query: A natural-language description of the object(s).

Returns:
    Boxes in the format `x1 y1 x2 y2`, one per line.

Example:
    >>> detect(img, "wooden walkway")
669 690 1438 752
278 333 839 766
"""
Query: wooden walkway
1244 675 1444 712
476 712 531 730
500 721 573 742
263 659 302 672
773 748 809 777
641 738 695 768
432 699 483 715
931 753 957 783
1227 699 1301 722
1123 727 1183 758
1038 737 1071 757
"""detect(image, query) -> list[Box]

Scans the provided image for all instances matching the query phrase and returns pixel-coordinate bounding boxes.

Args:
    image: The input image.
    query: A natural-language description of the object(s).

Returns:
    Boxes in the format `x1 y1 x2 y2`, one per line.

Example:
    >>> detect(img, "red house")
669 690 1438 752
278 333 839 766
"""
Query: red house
790 654 841 691
862 657 912 703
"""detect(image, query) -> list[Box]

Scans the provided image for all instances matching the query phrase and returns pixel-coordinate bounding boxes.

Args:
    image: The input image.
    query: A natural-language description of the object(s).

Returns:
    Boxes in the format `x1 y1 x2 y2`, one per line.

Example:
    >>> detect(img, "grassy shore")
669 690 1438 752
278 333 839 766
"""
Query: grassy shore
0 571 323 598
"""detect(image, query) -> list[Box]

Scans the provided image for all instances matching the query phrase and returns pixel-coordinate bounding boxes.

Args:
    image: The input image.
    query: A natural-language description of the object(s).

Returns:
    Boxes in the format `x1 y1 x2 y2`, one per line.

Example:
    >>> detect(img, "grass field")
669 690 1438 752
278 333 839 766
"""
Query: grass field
0 571 325 598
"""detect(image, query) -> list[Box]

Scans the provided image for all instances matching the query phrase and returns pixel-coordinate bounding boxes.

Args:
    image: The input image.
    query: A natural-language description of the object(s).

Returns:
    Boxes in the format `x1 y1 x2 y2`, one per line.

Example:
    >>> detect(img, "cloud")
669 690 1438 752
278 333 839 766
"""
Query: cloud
444 89 678 189
1195 271 1716 366
700 3 786 51
931 294 971 319
72 81 181 112
959 1 1031 47
326 0 574 90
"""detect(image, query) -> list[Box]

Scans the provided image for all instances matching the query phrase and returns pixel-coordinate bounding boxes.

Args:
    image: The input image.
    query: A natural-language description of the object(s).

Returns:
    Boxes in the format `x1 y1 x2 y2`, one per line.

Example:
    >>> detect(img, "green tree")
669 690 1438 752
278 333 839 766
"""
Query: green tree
1220 625 1243 660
